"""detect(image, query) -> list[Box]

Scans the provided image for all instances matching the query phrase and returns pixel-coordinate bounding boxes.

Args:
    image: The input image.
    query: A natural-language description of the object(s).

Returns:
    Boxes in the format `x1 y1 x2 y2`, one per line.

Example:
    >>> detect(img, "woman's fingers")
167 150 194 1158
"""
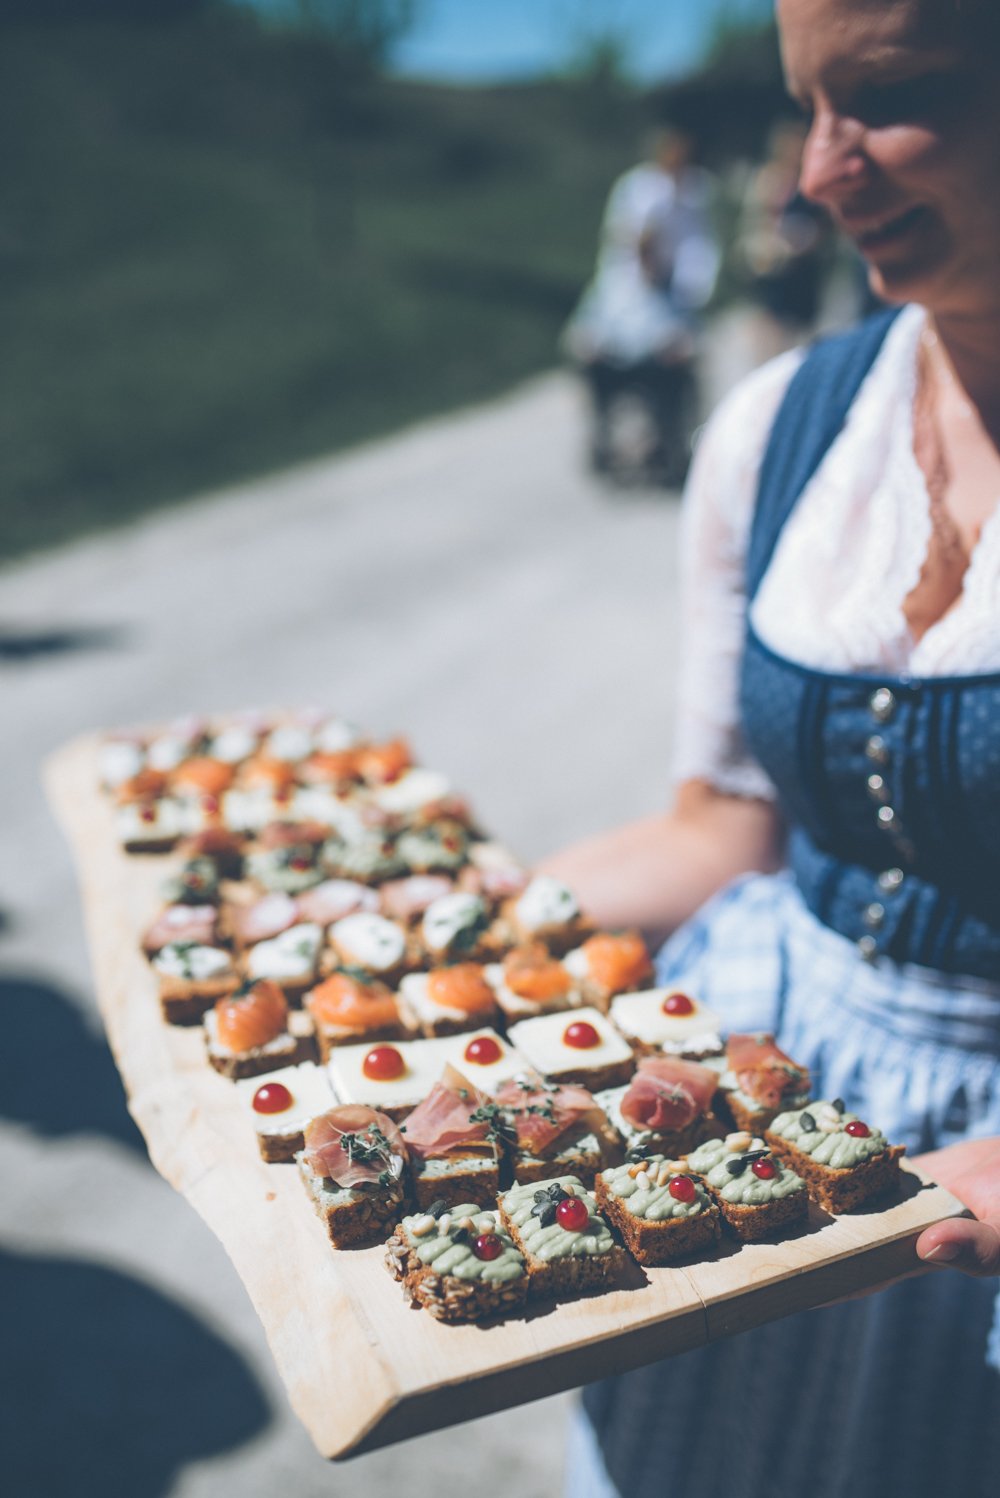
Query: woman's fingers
916 1219 1000 1277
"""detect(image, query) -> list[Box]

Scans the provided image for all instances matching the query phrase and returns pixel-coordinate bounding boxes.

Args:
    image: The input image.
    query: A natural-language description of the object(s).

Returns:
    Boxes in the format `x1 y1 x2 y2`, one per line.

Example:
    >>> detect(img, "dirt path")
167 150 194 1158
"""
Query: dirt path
0 368 684 1496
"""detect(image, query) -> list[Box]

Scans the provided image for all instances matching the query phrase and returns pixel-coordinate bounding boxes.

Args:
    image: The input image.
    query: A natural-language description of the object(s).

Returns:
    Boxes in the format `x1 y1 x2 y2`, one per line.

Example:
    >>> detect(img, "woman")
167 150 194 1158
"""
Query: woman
546 2 1000 1493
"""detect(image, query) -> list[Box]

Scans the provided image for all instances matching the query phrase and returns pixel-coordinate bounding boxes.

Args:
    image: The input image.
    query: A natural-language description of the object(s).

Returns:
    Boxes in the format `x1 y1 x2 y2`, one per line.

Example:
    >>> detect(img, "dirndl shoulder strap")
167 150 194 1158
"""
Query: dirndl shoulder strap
746 306 902 600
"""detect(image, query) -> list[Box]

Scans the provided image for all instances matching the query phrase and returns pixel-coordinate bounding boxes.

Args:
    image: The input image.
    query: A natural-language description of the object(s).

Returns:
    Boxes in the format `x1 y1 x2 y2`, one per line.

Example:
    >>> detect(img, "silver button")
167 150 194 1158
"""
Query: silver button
869 687 896 722
858 935 878 961
878 867 905 893
863 901 886 929
877 805 897 830
866 773 889 803
865 735 890 765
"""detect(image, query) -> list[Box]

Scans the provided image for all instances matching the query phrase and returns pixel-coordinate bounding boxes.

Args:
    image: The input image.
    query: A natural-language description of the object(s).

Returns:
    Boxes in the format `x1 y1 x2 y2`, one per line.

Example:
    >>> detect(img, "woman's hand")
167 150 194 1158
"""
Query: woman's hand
915 1137 1000 1276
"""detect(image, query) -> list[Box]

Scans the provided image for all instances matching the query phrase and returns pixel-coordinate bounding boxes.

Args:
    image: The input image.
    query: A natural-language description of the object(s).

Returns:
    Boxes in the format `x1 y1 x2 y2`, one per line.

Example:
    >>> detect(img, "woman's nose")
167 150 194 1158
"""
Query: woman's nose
799 110 869 204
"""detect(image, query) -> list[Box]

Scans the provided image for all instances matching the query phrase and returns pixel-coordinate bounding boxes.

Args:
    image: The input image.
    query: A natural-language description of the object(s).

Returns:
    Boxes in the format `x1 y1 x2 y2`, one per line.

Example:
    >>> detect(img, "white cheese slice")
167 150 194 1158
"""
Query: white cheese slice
235 1062 334 1138
506 1006 632 1079
609 989 724 1054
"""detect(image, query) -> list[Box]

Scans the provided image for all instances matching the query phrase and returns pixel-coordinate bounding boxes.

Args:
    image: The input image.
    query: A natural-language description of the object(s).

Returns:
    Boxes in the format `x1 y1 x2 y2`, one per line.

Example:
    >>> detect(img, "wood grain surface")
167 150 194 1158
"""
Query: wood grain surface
44 732 968 1460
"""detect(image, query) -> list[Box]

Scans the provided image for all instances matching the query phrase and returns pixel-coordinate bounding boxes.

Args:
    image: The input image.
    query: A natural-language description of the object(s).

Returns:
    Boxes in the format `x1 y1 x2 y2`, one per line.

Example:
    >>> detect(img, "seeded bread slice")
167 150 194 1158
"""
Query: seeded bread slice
158 972 239 1026
765 1136 906 1214
298 1154 408 1249
410 1153 501 1212
594 1170 721 1266
498 1175 626 1300
385 1204 529 1323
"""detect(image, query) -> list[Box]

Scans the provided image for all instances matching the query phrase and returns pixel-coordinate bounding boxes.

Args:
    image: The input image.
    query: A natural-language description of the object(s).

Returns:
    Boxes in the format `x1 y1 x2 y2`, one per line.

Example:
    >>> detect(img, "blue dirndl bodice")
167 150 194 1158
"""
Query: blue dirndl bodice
578 312 1000 1498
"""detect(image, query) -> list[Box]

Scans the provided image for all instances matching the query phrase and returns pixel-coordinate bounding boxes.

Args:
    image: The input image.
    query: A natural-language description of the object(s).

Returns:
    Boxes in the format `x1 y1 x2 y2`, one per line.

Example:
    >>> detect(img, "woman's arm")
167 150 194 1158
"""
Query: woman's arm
537 778 785 946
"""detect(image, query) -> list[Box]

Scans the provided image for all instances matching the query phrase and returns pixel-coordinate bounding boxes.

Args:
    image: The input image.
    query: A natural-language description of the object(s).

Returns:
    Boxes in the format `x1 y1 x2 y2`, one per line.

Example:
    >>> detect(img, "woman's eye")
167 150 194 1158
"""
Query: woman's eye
851 74 959 126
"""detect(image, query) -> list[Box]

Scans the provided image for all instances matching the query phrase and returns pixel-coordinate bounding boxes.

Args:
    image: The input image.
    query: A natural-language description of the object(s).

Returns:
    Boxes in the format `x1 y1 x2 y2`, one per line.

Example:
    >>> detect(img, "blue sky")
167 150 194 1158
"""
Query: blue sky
248 2 775 85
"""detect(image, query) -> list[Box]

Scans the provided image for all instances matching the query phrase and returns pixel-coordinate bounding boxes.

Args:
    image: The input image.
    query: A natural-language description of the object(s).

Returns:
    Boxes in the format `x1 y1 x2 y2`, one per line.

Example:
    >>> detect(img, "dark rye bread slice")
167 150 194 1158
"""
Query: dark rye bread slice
765 1135 906 1214
594 1174 721 1266
298 1155 408 1249
204 1009 316 1080
709 1186 808 1243
410 1154 501 1212
158 972 239 1026
513 1132 605 1191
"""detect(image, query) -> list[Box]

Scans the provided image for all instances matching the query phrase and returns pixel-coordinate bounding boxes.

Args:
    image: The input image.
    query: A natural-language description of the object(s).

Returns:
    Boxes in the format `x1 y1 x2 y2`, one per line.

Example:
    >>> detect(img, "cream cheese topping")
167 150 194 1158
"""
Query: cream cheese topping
421 892 488 955
514 875 580 932
265 725 315 762
116 800 186 844
153 943 234 982
247 922 322 980
374 768 451 815
207 726 258 764
331 912 407 971
315 717 362 752
100 740 145 788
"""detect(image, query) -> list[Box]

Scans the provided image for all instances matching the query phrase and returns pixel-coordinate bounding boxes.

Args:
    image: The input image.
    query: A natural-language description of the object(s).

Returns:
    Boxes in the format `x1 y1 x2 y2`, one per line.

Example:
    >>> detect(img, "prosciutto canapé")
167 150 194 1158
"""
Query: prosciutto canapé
302 1105 407 1187
397 1064 493 1159
619 1055 718 1132
727 1033 809 1110
494 1078 603 1154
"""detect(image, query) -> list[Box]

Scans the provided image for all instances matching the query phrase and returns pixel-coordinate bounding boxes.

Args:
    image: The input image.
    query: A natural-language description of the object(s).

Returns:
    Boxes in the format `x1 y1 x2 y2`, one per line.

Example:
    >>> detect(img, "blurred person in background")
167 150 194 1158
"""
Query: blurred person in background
549 0 1000 1494
563 125 720 487
735 117 830 361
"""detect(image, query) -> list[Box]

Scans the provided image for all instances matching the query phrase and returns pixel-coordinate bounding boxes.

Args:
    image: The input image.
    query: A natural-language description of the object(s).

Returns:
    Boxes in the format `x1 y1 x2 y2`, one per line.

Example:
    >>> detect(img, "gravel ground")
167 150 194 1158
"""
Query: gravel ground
0 364 693 1497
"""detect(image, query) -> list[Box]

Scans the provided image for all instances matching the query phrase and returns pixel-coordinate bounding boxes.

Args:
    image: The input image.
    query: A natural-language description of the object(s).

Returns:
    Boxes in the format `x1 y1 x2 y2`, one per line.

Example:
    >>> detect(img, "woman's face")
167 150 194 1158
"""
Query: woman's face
777 0 1000 318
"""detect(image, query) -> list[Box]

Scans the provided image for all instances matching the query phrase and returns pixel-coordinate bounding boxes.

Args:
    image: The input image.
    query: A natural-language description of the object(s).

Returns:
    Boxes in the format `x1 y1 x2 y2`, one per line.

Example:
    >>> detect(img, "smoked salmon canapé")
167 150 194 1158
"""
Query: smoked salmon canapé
169 756 236 800
204 978 314 1080
562 930 654 1009
397 963 501 1039
305 971 408 1059
483 943 582 1023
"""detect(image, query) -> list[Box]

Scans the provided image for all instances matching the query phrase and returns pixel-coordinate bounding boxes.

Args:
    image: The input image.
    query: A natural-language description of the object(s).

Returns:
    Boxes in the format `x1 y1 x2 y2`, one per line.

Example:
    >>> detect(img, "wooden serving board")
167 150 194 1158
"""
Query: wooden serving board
45 733 968 1461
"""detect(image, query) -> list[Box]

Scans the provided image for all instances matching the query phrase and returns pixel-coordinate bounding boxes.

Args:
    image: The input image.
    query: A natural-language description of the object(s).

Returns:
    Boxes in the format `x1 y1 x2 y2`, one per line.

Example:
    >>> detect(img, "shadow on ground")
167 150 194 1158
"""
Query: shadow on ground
0 972 146 1154
0 622 132 662
0 1246 272 1498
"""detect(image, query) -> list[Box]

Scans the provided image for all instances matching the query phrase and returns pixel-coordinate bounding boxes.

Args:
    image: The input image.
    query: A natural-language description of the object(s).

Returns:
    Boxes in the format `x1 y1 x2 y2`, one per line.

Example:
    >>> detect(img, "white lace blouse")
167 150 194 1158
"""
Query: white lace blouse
673 304 1000 799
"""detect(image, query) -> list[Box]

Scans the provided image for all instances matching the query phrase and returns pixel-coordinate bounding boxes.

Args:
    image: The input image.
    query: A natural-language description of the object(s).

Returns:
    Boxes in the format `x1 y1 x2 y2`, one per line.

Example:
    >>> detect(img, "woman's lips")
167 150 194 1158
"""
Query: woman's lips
847 204 928 251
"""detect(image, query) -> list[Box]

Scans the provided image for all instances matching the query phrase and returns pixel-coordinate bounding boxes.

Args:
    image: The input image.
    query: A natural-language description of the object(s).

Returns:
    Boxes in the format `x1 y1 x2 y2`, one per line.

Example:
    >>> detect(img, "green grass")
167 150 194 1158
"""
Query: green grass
0 12 647 557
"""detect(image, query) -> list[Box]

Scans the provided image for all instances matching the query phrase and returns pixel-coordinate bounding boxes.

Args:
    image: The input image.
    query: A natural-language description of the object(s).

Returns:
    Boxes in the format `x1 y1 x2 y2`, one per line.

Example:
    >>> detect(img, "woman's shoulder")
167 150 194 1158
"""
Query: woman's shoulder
686 347 806 541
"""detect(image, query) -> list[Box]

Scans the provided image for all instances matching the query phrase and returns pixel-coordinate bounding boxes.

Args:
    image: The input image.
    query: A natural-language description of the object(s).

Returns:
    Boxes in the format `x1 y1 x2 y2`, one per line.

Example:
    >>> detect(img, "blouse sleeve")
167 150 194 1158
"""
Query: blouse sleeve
671 346 805 799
